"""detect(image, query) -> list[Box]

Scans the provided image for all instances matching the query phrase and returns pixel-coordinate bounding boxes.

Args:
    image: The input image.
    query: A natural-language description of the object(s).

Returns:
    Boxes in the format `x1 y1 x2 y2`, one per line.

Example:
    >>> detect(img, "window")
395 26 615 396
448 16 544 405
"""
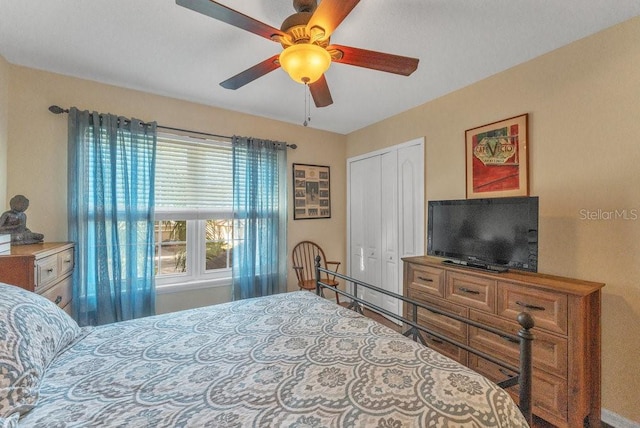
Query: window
154 133 234 290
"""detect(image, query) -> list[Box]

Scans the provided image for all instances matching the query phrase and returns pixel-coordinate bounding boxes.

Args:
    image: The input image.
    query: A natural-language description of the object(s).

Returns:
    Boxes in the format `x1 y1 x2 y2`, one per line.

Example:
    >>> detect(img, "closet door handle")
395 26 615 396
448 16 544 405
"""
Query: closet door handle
459 287 480 295
516 301 546 311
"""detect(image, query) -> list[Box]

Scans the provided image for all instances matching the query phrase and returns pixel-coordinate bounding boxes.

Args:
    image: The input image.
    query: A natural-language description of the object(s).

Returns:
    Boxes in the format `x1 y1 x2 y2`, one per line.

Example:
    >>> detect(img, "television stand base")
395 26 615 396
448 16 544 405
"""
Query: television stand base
441 259 509 273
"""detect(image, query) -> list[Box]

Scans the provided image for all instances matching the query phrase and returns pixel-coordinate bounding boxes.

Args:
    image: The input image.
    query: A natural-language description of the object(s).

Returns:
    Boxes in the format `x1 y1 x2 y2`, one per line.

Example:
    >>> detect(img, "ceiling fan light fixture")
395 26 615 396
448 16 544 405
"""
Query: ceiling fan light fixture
279 43 331 84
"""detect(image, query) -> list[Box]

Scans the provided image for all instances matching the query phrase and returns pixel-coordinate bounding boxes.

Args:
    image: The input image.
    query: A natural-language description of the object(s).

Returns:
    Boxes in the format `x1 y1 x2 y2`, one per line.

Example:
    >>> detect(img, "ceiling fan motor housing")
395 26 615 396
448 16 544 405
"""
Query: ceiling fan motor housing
281 12 313 44
293 0 317 13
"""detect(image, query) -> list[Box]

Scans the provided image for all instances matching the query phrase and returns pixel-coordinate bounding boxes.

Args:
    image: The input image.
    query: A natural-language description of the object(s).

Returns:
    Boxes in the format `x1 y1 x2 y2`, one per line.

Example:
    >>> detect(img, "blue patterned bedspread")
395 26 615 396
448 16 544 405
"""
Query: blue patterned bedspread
19 291 528 427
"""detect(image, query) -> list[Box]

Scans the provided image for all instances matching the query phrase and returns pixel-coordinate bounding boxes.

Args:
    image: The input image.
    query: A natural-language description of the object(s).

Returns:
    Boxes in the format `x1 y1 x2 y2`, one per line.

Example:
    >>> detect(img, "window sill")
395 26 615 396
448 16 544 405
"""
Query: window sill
156 277 232 294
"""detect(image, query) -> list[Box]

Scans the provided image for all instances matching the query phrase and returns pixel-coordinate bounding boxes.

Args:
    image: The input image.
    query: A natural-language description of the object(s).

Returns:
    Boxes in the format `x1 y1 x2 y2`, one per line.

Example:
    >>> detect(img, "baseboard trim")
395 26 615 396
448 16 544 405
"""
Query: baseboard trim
602 408 640 428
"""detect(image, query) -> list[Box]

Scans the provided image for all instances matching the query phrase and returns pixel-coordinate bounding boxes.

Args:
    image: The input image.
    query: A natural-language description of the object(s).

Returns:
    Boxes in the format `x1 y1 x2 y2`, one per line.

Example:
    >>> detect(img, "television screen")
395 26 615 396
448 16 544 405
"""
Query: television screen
427 196 538 272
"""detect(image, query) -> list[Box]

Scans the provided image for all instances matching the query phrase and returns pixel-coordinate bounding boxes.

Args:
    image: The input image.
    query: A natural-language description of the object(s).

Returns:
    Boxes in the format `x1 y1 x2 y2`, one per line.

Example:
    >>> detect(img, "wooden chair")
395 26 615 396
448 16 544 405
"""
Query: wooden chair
292 241 341 303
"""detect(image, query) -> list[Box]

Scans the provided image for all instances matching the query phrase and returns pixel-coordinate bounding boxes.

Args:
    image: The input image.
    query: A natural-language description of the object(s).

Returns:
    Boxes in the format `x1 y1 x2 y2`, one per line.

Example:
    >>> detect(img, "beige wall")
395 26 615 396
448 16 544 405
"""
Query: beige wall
347 16 640 423
0 55 9 209
5 65 346 310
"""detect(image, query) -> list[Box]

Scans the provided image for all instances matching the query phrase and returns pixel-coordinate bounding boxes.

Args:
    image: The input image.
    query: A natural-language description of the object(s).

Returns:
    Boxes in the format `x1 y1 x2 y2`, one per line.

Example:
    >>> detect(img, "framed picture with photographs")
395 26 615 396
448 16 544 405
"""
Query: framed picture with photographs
292 163 331 220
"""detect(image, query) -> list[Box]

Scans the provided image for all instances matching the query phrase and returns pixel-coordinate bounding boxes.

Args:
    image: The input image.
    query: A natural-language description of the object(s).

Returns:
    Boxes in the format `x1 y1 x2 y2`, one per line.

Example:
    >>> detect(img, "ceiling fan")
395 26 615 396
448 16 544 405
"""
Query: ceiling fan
176 0 419 108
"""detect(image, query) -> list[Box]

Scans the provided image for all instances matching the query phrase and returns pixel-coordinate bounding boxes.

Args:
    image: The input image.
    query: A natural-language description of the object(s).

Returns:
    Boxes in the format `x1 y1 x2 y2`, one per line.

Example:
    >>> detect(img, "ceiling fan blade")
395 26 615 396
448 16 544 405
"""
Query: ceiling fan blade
329 44 419 76
309 75 333 108
176 0 286 41
220 55 281 90
306 0 360 40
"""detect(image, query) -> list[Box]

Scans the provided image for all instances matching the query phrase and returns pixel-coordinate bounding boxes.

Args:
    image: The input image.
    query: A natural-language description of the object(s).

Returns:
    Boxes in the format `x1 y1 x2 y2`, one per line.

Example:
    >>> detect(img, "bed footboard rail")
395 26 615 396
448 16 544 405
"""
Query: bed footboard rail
315 257 534 425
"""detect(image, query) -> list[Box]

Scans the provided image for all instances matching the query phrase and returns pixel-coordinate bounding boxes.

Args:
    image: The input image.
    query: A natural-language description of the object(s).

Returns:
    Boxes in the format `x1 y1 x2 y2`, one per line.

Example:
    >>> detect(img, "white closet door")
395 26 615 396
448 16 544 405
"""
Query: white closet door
347 139 424 319
348 155 381 289
378 150 399 316
398 142 425 260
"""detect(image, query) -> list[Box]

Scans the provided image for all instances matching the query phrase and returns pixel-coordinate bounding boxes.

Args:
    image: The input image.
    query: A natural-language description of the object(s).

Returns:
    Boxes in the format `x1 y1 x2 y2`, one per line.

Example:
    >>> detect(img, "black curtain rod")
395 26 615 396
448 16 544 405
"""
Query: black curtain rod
48 105 297 149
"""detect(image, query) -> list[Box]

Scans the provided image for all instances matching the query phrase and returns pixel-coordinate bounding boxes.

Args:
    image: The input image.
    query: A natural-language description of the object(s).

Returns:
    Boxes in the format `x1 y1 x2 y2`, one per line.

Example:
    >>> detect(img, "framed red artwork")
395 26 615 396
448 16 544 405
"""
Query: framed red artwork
465 113 529 198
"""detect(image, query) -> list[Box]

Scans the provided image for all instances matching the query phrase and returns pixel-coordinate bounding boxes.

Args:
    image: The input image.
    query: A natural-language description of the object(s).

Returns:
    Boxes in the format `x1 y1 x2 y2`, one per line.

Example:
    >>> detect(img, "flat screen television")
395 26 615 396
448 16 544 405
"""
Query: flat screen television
427 196 538 272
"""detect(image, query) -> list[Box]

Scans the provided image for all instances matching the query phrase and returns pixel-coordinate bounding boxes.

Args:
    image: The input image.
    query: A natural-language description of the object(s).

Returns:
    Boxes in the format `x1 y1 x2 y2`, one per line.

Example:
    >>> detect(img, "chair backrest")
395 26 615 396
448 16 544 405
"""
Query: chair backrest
292 241 329 284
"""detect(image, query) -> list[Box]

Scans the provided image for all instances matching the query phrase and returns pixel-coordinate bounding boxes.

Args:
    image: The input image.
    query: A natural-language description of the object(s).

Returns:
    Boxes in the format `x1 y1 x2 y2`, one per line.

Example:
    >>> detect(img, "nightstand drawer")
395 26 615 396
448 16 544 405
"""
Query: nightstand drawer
58 247 74 276
40 275 72 309
446 271 496 312
36 254 59 289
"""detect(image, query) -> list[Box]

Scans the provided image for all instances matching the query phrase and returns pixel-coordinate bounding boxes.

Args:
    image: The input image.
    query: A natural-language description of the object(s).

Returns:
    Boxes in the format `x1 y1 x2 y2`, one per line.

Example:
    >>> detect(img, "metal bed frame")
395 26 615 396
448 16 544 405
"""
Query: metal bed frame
315 257 534 425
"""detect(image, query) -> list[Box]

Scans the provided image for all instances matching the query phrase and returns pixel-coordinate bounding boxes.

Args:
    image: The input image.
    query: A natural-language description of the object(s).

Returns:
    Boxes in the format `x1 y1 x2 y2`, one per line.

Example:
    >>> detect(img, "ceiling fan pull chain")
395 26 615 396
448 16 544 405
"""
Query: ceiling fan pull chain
303 83 311 127
307 84 312 126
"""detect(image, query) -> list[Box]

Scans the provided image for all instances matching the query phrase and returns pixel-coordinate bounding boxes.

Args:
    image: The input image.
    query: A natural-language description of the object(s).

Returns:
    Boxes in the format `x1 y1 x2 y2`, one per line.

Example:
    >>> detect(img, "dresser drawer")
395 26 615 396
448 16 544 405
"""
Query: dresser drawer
40 275 72 310
410 292 468 343
469 354 568 425
498 281 568 335
446 271 496 312
407 263 445 297
423 332 467 365
469 310 568 378
36 254 59 290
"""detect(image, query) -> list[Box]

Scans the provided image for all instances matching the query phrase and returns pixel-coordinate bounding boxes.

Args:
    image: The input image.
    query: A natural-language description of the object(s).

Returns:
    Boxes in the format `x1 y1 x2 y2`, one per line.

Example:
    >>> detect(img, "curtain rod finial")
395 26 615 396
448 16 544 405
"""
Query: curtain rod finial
48 105 68 114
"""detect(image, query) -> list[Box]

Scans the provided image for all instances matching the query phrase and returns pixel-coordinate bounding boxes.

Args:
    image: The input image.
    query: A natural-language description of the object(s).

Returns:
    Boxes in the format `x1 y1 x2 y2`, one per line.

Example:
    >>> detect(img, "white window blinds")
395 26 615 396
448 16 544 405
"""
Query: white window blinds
155 133 233 210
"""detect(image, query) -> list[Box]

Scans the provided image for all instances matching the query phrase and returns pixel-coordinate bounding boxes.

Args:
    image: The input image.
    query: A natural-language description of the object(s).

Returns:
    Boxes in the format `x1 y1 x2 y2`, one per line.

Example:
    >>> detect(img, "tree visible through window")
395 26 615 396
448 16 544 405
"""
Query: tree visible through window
204 219 233 270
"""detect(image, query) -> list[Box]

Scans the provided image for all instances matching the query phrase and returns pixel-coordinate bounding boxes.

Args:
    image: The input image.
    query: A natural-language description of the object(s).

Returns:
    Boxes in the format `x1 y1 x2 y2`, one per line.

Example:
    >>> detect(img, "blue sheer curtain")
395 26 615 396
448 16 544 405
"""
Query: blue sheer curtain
68 108 157 326
232 136 288 300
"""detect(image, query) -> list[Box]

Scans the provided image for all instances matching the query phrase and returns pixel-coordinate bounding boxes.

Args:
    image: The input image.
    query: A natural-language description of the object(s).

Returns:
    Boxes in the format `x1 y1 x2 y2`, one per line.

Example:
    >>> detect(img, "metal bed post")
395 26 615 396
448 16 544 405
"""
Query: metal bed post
314 256 322 297
517 312 535 426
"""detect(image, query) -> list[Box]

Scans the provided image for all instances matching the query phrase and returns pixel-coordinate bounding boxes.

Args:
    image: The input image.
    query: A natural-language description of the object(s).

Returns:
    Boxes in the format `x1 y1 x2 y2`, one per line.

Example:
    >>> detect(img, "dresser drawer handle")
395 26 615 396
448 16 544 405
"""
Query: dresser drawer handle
46 268 54 273
516 301 546 311
417 276 433 282
64 259 72 264
428 335 443 344
459 287 480 295
54 296 63 305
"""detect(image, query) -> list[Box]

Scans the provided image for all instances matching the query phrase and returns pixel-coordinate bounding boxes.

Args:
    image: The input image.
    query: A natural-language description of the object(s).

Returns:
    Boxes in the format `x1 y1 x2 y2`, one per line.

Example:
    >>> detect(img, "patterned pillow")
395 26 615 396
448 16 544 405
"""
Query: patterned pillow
0 283 81 419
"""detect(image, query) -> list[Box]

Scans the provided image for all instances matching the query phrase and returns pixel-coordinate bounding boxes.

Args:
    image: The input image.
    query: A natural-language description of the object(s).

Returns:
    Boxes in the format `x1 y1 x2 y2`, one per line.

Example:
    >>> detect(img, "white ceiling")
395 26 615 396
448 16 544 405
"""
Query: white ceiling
1 1 639 135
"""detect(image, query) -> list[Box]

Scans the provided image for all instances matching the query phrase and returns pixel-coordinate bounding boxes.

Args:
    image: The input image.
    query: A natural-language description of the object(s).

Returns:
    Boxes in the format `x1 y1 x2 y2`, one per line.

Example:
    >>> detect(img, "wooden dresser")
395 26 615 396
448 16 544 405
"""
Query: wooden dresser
0 242 74 316
402 256 604 428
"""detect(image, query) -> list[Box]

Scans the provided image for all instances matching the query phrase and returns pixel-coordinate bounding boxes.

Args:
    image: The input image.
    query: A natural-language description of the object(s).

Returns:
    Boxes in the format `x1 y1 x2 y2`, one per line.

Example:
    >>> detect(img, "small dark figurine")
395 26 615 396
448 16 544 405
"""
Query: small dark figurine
0 195 44 245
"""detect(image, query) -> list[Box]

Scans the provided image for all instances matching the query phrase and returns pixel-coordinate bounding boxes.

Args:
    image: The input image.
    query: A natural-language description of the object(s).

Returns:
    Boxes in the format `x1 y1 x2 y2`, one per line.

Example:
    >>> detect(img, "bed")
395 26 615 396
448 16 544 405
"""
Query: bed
1 276 532 427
